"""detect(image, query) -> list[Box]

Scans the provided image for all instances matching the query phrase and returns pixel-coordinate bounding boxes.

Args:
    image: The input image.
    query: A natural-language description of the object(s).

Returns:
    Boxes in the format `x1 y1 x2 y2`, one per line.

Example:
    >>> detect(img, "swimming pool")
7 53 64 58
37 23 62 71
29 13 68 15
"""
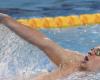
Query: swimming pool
0 0 100 17
0 0 100 80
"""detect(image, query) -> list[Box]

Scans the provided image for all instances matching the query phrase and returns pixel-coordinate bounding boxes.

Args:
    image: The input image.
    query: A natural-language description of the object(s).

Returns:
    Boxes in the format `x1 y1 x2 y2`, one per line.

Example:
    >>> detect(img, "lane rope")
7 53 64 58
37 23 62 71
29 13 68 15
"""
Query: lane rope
17 13 100 28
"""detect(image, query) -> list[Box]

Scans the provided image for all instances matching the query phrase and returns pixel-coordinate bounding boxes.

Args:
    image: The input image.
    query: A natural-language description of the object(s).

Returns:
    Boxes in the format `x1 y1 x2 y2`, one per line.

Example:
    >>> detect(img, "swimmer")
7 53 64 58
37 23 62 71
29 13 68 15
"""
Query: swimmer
0 13 100 80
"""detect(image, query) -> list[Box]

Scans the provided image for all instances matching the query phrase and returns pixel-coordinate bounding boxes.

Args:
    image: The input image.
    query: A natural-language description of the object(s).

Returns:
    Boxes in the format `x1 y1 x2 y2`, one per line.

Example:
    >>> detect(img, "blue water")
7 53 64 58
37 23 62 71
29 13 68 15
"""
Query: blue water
0 0 100 17
0 0 100 80
41 25 100 53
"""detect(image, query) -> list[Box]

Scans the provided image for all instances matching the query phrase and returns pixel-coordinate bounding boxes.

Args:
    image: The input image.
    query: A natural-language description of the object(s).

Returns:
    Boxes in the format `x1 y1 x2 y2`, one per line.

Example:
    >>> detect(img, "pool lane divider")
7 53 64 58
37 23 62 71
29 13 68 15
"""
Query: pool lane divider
17 13 100 29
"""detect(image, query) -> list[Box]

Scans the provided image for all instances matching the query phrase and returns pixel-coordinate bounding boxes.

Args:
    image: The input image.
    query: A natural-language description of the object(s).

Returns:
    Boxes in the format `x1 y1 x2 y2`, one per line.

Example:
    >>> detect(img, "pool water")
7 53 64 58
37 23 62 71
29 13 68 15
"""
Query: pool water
0 0 100 17
41 25 100 54
0 0 100 80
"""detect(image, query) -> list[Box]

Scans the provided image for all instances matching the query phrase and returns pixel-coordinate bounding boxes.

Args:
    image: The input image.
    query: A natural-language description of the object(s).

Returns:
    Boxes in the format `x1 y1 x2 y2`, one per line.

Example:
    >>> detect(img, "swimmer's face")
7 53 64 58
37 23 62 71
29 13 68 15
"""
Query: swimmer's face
86 54 100 71
81 47 100 71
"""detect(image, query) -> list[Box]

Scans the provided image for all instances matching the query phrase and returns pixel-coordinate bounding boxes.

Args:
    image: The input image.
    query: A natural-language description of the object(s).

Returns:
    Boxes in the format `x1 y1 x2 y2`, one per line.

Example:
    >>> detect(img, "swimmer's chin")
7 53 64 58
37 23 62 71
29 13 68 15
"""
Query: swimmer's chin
78 61 100 72
79 63 89 71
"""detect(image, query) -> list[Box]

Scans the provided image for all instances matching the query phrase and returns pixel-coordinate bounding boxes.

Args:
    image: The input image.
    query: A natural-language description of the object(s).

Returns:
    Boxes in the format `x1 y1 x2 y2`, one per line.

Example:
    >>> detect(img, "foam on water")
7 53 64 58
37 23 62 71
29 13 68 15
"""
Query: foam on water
0 25 56 80
60 72 100 80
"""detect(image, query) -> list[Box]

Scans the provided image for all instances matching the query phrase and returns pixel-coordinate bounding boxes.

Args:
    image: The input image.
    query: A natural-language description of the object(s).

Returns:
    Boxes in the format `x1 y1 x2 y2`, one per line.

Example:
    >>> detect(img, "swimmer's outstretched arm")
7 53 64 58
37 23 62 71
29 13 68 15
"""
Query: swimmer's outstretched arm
0 13 83 66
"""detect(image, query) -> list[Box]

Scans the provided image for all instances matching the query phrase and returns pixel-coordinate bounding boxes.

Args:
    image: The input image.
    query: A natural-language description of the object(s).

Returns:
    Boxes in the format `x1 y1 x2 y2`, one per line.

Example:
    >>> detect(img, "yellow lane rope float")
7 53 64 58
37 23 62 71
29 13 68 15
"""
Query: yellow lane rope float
17 13 100 29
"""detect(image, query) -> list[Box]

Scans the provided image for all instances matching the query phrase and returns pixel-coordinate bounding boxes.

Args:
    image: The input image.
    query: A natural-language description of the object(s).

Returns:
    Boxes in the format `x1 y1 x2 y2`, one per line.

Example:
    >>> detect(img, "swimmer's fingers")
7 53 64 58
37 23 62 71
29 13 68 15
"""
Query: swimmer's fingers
0 13 9 24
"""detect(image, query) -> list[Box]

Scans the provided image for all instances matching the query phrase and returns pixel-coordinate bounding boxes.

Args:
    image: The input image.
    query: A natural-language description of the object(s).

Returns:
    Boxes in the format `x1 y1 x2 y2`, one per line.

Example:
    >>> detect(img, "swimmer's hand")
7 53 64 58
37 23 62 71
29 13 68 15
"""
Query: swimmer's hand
0 13 10 24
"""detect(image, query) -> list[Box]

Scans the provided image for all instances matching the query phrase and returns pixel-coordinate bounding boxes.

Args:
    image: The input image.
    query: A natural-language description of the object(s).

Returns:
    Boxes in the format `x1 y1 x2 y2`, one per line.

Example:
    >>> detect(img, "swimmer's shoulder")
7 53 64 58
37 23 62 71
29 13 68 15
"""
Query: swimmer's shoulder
61 49 84 65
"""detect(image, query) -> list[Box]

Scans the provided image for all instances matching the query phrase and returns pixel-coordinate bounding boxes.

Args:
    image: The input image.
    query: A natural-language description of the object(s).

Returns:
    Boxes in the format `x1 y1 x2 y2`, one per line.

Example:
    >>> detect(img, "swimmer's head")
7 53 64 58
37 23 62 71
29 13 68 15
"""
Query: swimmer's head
80 46 100 72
